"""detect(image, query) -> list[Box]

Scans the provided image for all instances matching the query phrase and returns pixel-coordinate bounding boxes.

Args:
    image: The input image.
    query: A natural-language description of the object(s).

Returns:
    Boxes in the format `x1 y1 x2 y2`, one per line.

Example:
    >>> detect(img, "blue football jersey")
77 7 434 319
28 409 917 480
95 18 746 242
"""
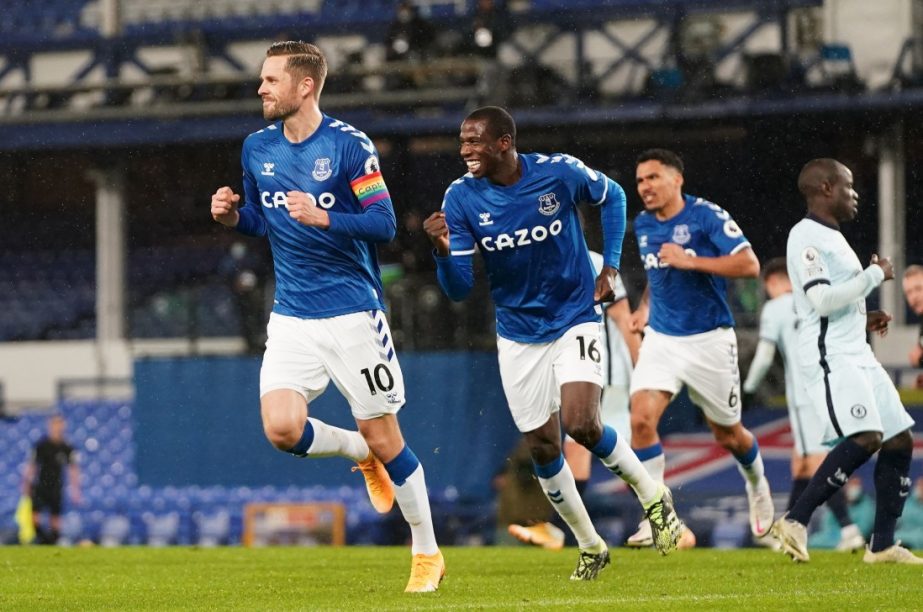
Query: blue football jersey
441 152 626 343
634 194 750 335
237 115 394 319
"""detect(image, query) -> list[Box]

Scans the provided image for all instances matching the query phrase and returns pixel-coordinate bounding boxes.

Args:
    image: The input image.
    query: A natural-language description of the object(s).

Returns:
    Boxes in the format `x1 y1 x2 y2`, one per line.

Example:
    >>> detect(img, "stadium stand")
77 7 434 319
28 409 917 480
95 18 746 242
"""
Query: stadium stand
0 401 408 545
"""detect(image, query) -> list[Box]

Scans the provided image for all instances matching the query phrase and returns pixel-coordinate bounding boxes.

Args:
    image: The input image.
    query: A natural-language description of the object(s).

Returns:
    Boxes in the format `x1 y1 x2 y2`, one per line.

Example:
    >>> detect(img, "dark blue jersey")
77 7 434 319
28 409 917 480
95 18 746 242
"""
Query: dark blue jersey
236 115 396 319
436 153 627 343
634 194 750 335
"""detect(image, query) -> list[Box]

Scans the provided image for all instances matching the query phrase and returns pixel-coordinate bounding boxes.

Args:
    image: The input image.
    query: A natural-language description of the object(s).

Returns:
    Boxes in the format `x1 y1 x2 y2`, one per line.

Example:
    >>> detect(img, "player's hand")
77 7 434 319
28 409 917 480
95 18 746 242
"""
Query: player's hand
659 243 696 270
871 254 894 281
211 186 240 227
629 306 648 333
287 191 330 229
866 310 892 336
423 211 450 257
594 265 618 303
910 344 923 367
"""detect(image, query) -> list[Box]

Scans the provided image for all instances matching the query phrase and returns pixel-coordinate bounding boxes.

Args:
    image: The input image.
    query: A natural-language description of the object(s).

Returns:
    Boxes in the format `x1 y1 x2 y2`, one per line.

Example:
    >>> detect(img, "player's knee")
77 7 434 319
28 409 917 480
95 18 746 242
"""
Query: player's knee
850 430 883 454
262 415 301 450
563 420 601 448
526 438 561 466
881 429 913 453
712 427 739 451
630 411 658 438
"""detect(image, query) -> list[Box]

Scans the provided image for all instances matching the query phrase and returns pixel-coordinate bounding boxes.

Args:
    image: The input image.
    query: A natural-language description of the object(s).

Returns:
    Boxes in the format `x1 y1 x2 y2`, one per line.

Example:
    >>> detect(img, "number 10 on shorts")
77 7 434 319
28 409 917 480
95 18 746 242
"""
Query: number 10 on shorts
361 364 395 395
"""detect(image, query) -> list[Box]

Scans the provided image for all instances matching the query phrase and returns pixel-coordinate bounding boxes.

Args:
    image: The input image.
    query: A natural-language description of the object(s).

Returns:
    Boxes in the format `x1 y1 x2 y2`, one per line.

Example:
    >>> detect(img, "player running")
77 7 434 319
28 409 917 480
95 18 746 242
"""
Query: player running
626 149 775 547
424 106 683 581
210 41 444 591
772 158 920 564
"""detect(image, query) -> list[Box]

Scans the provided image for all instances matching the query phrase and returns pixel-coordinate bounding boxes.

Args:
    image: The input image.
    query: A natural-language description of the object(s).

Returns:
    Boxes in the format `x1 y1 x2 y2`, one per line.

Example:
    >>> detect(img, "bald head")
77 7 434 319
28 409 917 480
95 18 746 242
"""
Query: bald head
797 158 844 200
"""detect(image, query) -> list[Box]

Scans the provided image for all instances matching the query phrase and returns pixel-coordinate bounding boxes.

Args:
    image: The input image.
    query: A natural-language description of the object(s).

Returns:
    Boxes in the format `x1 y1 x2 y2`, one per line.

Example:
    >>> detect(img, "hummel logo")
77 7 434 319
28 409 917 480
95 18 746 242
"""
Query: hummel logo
478 212 494 226
547 489 564 504
261 162 275 176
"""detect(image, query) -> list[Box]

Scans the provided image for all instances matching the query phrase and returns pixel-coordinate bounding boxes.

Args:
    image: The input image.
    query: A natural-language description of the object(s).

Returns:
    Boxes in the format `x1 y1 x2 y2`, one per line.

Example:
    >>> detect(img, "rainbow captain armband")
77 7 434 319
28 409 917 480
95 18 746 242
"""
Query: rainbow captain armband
351 171 390 208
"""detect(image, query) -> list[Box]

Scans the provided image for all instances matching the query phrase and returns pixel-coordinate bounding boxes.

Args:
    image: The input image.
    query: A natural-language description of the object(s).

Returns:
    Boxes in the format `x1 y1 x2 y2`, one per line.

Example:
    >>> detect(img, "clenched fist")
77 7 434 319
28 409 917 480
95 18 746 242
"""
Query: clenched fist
286 191 330 229
211 186 240 227
423 211 450 256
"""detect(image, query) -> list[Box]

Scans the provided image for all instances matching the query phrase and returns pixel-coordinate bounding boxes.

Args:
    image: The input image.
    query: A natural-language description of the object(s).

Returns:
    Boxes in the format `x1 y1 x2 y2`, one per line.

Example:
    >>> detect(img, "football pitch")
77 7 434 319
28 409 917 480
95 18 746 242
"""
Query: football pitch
2 546 921 611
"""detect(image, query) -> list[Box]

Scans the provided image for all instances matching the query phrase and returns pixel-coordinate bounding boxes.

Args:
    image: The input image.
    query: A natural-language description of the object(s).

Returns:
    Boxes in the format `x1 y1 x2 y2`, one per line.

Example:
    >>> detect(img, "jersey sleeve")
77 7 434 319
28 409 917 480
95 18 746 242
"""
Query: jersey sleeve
442 183 476 257
344 135 392 210
236 137 268 237
433 185 475 300
560 154 609 206
560 156 626 269
788 229 830 293
326 134 396 242
696 201 750 256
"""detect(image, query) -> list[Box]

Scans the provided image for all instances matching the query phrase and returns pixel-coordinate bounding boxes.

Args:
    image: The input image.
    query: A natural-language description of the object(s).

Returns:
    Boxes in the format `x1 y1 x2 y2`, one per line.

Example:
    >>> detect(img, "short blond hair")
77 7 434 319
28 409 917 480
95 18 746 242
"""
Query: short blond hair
266 41 327 98
904 264 923 279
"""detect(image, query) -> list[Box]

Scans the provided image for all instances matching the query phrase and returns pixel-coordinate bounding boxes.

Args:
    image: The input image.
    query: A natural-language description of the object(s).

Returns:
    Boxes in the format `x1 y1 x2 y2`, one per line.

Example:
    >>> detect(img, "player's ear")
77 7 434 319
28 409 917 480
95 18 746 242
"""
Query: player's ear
300 76 314 98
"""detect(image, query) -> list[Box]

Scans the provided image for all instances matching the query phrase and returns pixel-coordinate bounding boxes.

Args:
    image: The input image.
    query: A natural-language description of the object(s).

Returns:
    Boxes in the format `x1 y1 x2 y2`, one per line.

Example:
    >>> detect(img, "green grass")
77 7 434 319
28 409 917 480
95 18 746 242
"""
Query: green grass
1 546 921 611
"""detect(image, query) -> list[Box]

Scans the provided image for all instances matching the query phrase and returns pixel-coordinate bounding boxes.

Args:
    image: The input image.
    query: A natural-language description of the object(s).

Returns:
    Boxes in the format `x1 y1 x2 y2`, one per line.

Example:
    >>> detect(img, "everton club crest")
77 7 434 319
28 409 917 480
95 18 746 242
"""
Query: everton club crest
538 192 560 216
671 224 691 245
312 158 332 181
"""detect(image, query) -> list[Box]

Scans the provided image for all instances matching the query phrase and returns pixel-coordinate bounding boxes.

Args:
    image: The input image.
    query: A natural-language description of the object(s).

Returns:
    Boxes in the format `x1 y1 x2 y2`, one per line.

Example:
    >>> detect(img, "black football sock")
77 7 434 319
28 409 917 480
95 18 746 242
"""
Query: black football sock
870 446 913 552
788 438 871 526
786 477 809 513
825 487 852 528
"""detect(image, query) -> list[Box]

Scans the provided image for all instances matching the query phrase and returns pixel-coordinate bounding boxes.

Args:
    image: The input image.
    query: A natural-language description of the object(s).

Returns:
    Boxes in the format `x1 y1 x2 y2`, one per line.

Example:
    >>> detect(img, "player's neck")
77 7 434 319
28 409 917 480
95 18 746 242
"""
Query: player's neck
653 195 685 221
282 106 323 144
806 209 840 230
488 153 521 187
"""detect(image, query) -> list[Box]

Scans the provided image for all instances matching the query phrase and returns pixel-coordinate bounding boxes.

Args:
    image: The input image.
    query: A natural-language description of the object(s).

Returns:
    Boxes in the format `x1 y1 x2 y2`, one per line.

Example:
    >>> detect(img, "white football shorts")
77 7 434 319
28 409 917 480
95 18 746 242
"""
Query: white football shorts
804 355 915 444
497 322 604 433
788 402 829 456
600 384 631 446
630 326 742 426
260 310 405 420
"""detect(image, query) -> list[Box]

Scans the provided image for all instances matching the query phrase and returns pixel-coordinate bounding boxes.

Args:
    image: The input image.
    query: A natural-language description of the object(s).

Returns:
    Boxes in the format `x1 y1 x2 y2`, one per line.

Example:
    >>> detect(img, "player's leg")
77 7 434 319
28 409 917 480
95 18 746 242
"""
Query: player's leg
628 328 682 487
789 401 863 550
327 310 443 590
556 323 681 555
260 313 389 509
498 331 607 580
703 419 773 536
863 365 919 563
685 328 774 538
774 358 883 562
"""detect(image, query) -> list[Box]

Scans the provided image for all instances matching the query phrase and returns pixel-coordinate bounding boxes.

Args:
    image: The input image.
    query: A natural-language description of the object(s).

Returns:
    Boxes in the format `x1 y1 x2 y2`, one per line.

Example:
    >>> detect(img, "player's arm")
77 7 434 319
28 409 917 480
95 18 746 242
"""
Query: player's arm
426 200 475 301
743 339 777 394
607 299 641 365
291 142 396 242
571 158 626 301
659 243 759 277
289 193 396 243
629 285 650 333
213 142 269 237
805 254 891 316
660 203 758 277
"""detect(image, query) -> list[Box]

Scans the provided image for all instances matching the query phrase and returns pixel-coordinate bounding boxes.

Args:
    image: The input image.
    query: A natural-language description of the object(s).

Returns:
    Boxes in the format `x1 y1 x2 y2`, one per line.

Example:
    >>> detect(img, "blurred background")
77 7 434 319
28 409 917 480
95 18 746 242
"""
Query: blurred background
1 0 922 549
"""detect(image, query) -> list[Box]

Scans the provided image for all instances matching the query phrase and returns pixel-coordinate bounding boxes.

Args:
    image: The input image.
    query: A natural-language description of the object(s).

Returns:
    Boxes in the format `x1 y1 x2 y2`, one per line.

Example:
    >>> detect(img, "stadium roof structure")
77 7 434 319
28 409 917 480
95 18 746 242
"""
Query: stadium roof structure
4 0 923 150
